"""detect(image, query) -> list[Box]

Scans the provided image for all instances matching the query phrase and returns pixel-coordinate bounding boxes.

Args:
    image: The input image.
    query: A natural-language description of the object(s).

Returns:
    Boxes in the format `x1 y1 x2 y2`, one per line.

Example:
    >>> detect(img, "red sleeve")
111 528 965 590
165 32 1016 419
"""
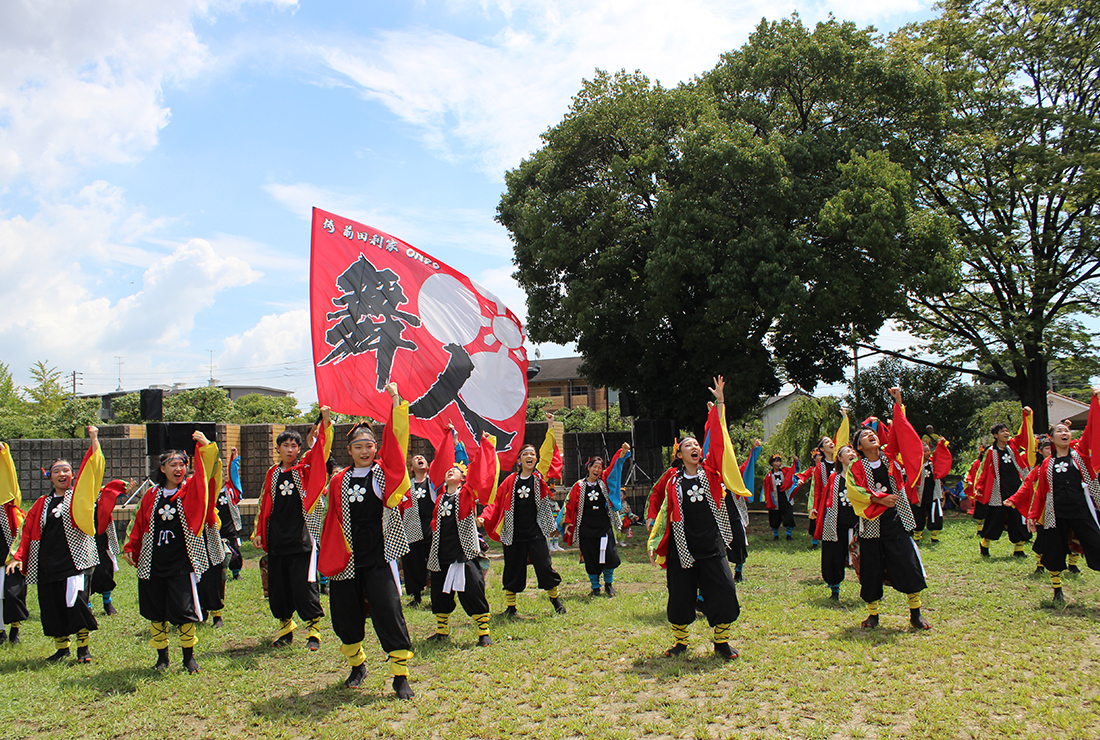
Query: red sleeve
647 467 676 521
253 466 277 551
96 480 127 535
932 439 953 480
13 497 45 565
1006 465 1040 512
1027 460 1051 521
318 470 350 578
123 491 156 561
562 482 581 545
481 474 513 543
975 450 994 505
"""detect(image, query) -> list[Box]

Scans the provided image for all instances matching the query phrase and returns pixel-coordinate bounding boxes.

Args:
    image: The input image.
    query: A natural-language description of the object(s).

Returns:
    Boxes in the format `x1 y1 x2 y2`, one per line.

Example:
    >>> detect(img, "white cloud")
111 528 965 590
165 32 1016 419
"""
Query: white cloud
217 309 315 405
264 181 514 259
314 0 931 179
0 0 296 190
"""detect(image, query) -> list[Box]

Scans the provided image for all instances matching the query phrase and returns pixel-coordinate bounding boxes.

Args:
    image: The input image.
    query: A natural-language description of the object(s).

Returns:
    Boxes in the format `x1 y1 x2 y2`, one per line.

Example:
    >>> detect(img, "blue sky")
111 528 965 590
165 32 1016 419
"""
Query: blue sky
0 0 938 408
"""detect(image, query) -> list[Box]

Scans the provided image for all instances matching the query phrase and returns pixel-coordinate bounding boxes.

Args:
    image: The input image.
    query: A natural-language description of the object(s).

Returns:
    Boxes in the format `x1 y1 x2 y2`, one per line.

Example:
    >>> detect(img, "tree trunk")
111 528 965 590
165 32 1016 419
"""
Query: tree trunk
1021 348 1050 433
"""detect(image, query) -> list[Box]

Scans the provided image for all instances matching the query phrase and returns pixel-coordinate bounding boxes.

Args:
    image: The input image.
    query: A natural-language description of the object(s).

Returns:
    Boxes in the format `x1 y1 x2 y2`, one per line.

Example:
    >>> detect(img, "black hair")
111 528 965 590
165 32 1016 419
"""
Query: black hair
586 456 605 469
854 427 877 457
346 422 376 444
276 429 303 448
153 449 189 486
990 422 1009 436
769 454 783 465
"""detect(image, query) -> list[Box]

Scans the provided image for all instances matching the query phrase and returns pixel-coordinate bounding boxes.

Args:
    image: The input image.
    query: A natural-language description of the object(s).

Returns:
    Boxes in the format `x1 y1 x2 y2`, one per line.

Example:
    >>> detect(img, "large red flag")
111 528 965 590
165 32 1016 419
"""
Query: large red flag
310 207 529 469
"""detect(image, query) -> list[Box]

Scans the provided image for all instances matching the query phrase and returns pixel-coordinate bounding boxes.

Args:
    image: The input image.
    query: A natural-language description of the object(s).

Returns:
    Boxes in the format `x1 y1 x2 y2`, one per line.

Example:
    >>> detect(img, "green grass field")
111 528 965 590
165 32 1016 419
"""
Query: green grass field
2 513 1098 740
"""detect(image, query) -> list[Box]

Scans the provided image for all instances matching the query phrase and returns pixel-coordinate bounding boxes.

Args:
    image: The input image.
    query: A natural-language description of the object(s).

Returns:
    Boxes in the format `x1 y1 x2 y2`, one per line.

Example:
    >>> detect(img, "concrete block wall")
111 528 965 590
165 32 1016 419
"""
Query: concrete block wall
7 438 148 506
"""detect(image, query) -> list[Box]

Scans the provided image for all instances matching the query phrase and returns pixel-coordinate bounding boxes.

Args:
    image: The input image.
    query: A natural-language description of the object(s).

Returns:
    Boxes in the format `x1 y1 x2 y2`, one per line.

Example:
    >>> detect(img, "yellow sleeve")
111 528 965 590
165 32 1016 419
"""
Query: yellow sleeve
647 496 668 563
0 445 20 507
536 425 555 478
72 444 105 536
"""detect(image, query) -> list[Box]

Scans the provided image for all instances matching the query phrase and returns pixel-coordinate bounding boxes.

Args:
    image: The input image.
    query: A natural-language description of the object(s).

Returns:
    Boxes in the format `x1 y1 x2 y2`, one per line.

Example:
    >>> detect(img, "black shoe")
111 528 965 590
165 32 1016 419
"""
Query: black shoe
809 542 819 550
829 591 839 601
550 597 567 615
425 632 449 642
306 637 320 652
344 663 367 688
713 642 738 661
182 647 200 674
408 595 422 608
319 582 329 596
1068 564 1081 574
910 614 932 631
1034 565 1045 575
980 546 990 558
786 534 793 541
212 616 224 629
153 648 170 671
477 634 493 647
502 605 518 619
1013 550 1027 558
104 602 118 617
76 646 92 663
1053 587 1065 603
664 643 688 657
46 648 70 663
772 534 779 541
733 571 743 583
0 630 6 646
272 633 293 647
393 675 415 700
589 588 602 597
604 583 617 598
7 626 18 644
860 615 879 630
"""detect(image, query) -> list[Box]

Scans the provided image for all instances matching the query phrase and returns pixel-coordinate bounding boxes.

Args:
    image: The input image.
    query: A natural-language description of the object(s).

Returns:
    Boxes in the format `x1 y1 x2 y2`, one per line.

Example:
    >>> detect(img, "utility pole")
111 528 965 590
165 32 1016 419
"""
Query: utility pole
69 370 83 397
207 349 216 386
114 356 124 392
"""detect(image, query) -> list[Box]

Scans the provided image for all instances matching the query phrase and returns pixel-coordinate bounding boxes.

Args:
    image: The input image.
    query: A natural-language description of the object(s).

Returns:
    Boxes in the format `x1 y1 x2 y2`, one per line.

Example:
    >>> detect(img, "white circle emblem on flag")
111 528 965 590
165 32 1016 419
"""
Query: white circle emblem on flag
460 346 526 420
418 274 482 345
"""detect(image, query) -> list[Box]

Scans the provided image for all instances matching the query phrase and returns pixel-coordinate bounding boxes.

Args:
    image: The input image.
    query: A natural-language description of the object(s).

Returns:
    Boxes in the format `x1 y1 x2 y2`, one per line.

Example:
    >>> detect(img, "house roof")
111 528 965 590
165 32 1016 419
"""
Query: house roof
528 356 586 383
761 389 813 409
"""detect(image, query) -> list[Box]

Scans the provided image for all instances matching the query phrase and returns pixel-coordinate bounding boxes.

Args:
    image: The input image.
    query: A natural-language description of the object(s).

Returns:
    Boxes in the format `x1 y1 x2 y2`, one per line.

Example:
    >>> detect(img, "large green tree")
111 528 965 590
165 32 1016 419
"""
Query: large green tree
499 17 953 435
881 0 1100 430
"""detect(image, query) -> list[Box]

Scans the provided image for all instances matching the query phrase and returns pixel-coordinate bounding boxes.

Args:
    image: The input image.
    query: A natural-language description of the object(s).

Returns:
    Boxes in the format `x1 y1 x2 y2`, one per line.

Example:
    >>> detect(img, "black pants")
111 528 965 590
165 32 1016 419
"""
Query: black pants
666 547 739 627
578 529 621 575
4 571 29 624
38 570 98 637
430 561 490 616
138 571 200 625
914 491 944 532
1041 516 1100 573
90 533 116 594
768 497 795 530
821 515 858 586
329 564 411 654
982 504 1031 543
267 551 323 622
198 564 225 613
402 539 429 598
501 537 561 593
859 524 927 604
973 501 988 523
221 535 243 572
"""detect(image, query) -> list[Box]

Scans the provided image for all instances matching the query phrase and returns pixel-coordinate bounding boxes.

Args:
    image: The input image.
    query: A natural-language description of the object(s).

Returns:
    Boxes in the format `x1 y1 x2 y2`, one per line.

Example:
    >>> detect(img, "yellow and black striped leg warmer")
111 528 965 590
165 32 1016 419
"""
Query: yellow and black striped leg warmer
277 618 296 638
1048 570 1063 588
434 613 451 636
980 538 991 548
1068 552 1081 566
504 590 517 607
670 623 689 647
209 609 223 618
340 642 366 667
75 628 91 649
906 593 922 610
712 623 731 645
387 649 413 677
546 586 560 599
867 600 880 616
912 531 923 542
54 635 71 650
1013 542 1025 554
473 613 490 637
178 622 198 649
149 621 170 650
1034 550 1043 566
976 521 984 536
305 618 322 642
